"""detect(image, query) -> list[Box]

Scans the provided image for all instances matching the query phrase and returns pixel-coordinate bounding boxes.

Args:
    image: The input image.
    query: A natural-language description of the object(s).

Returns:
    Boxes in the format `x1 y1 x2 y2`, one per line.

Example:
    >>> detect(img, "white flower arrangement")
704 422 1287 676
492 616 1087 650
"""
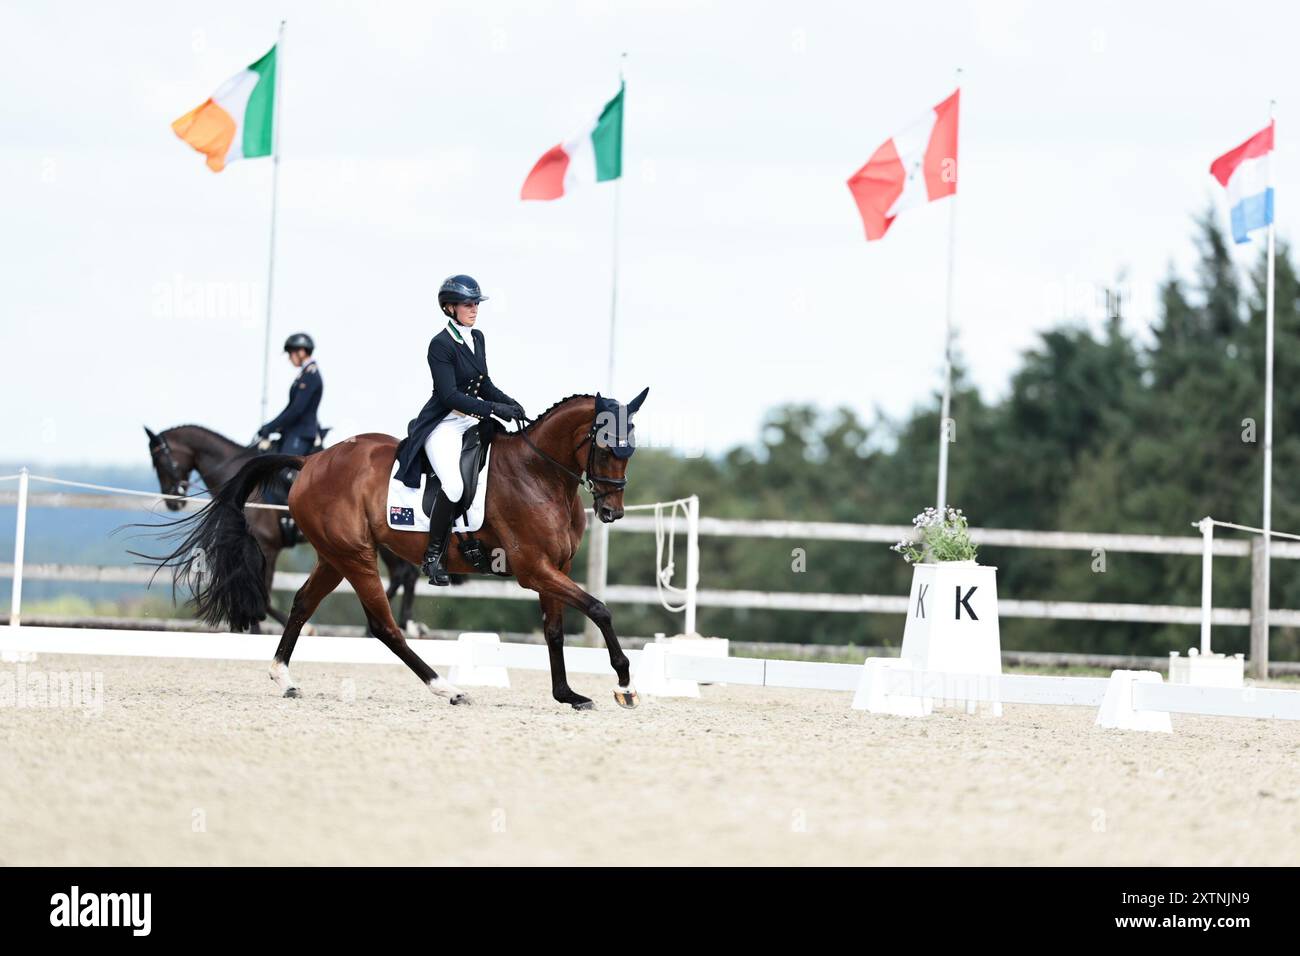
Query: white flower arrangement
891 506 978 564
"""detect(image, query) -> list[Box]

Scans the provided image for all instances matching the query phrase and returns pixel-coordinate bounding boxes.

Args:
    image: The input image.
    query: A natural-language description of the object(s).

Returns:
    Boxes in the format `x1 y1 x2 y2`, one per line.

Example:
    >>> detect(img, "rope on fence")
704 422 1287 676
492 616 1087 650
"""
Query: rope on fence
654 499 691 613
21 473 288 511
1200 517 1300 543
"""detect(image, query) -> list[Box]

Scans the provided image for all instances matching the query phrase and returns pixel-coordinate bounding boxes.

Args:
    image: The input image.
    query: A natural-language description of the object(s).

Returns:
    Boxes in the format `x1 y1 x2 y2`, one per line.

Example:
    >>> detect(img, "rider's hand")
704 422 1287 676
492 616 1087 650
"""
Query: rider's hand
490 402 522 421
257 438 273 452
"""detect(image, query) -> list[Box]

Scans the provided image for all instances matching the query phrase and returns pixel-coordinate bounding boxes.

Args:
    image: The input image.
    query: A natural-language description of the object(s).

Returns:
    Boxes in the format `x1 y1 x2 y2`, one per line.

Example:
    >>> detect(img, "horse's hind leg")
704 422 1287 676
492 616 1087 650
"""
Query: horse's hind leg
253 521 290 632
377 550 416 637
342 561 469 705
256 555 290 632
398 564 418 635
270 560 343 697
539 595 591 709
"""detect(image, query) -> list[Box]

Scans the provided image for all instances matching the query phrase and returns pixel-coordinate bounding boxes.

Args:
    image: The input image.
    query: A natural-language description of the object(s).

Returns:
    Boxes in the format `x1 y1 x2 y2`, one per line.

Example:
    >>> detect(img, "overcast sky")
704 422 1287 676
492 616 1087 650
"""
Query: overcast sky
1 0 1293 466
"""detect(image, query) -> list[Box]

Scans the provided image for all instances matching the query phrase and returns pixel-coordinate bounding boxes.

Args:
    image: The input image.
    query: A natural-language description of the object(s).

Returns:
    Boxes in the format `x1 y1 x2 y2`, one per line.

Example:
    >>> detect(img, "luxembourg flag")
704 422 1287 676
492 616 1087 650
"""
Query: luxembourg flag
521 83 624 200
847 90 959 241
1210 122 1274 244
172 45 277 173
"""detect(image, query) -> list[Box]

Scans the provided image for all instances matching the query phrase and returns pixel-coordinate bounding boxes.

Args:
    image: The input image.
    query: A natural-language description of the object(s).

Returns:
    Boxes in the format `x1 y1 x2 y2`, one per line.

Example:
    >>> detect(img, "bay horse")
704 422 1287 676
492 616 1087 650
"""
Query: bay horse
149 390 649 709
143 425 421 633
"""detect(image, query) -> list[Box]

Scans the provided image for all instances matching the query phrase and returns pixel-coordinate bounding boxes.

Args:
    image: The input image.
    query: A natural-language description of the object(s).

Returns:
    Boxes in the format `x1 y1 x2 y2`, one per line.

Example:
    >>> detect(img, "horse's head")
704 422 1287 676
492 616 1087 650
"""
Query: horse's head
144 426 194 511
590 387 649 523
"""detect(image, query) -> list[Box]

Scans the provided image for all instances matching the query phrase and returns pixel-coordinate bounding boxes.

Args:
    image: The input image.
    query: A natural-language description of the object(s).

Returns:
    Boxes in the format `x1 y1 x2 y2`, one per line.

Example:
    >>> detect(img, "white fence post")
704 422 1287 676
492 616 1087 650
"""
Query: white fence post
1199 517 1213 654
10 468 29 628
1251 535 1269 680
685 495 700 636
584 522 609 646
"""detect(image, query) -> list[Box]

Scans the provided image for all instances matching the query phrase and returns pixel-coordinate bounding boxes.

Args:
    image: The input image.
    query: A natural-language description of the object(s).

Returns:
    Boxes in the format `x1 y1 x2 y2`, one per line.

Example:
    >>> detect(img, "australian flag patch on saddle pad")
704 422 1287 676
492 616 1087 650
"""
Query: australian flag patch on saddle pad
385 457 489 534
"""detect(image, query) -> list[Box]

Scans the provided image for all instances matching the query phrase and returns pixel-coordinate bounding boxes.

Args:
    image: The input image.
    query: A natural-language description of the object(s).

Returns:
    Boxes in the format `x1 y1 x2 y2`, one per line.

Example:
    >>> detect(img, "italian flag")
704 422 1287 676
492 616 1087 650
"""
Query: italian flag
846 89 959 241
172 45 277 173
521 83 624 200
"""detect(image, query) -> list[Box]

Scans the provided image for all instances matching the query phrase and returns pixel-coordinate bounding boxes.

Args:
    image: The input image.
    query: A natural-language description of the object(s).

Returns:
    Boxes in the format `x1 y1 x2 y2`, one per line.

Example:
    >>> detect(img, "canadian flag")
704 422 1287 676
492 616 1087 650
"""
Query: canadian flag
847 90 959 241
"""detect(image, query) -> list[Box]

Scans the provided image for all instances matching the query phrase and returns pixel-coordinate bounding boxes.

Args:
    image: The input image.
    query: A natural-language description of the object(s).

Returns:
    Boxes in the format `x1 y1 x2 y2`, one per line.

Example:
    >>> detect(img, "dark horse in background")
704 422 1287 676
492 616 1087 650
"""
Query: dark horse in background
143 425 421 634
146 391 648 710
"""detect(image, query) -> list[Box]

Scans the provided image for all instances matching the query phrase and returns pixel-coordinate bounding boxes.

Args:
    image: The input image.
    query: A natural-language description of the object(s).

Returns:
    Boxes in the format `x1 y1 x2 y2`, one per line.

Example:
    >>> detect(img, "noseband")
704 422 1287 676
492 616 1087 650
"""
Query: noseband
516 414 629 504
150 434 190 496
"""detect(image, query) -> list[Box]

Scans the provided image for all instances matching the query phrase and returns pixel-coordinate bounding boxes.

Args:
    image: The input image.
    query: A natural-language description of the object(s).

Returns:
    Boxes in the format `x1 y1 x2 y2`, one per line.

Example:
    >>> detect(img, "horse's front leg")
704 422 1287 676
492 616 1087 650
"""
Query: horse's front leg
518 561 636 709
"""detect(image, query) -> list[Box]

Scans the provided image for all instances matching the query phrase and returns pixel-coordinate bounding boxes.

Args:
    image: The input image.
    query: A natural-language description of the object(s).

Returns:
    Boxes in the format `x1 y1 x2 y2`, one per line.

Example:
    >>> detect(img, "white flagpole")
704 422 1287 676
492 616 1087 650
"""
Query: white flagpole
587 54 627 645
935 68 961 513
606 53 627 395
259 20 286 426
1258 99 1276 680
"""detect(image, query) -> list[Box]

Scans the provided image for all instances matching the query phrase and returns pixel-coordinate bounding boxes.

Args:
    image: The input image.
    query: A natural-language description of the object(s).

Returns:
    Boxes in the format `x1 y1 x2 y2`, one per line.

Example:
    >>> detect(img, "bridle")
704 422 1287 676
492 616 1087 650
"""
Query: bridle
515 414 629 503
150 433 190 497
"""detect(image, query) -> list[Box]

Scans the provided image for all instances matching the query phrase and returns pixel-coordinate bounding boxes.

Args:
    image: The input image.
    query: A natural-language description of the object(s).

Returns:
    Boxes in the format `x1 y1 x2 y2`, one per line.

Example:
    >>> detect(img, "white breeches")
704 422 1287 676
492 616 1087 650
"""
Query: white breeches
423 413 479 504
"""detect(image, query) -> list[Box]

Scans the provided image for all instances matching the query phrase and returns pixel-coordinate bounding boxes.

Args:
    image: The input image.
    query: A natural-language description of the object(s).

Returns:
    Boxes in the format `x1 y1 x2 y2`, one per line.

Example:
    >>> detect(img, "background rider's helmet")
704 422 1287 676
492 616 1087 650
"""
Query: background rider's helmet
283 332 315 355
438 275 488 315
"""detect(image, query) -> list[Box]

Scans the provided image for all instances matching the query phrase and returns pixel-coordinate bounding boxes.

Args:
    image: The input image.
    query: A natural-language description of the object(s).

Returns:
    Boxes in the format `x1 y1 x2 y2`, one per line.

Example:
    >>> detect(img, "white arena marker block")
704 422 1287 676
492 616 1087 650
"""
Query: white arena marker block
448 632 510 688
852 658 928 716
1095 670 1172 733
662 633 729 685
662 634 730 657
1168 649 1244 688
899 562 1002 716
632 642 700 698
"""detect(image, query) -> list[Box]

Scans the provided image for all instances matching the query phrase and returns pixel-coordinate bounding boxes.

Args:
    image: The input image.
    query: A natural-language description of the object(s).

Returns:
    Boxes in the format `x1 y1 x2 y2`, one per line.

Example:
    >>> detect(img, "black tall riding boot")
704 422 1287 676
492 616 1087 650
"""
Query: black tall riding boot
421 492 456 586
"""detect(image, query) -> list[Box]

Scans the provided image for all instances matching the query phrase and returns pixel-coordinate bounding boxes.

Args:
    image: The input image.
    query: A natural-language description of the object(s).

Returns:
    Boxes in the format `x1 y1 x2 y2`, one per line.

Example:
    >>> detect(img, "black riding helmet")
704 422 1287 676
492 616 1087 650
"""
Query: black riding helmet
283 332 315 354
438 275 488 316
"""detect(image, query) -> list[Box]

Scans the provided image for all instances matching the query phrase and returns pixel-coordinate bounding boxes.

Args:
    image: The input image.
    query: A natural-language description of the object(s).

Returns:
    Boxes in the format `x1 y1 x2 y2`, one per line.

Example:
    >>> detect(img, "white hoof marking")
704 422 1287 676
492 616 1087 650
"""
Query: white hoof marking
269 661 298 695
428 676 468 702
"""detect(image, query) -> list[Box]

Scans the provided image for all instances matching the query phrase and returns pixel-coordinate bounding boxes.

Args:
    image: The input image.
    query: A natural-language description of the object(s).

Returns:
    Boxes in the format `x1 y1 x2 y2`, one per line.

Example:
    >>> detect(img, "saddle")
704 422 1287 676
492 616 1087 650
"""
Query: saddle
412 420 506 577
422 420 494 519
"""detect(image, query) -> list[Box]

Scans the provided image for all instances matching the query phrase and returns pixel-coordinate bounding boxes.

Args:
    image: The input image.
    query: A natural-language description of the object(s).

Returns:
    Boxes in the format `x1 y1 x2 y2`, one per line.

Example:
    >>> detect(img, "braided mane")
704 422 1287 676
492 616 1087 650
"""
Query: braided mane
520 393 594 432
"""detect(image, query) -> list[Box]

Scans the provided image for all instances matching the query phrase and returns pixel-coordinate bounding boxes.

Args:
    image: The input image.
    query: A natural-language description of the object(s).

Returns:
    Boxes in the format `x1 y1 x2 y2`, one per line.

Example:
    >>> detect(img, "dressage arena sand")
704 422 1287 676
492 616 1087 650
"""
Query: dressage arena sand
2 652 1299 866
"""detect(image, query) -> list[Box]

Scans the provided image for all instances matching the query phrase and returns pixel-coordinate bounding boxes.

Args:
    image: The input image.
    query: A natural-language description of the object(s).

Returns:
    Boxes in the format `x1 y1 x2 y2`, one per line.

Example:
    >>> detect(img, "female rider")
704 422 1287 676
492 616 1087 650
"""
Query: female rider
394 275 526 585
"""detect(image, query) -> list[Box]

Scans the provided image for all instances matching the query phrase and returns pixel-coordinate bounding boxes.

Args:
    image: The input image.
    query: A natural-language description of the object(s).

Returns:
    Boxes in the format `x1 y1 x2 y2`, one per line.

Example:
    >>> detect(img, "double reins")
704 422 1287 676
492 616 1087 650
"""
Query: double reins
513 414 628 503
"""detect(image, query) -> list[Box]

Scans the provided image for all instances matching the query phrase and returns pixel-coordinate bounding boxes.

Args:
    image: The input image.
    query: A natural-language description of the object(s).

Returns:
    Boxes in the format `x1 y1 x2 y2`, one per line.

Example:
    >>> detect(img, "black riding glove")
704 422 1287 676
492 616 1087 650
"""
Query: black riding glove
490 401 525 421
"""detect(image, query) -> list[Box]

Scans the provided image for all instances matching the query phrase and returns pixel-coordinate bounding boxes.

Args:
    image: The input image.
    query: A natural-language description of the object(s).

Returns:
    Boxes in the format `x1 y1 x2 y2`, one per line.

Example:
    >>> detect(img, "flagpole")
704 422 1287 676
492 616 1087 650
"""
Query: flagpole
259 19 286 427
586 53 627 645
935 68 961 513
1257 99 1277 680
606 53 627 395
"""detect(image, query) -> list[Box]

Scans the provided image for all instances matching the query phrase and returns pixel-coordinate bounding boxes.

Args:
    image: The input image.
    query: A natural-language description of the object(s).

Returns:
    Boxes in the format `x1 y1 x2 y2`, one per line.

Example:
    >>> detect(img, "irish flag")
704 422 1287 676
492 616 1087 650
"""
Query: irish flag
172 45 277 173
521 83 624 200
847 90 959 241
1210 122 1274 244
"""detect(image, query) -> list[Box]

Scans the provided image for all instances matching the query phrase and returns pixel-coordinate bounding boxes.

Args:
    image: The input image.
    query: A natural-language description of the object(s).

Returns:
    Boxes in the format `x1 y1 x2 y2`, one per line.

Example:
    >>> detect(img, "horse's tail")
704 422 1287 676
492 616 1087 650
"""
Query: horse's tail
134 454 302 631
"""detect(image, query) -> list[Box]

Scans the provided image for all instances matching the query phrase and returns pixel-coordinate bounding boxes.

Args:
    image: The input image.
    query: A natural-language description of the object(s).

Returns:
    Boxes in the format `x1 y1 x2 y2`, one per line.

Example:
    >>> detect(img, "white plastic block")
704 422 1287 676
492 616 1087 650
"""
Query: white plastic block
1168 649 1245 688
662 634 730 657
1095 670 1173 733
448 632 510 688
632 641 700 698
852 657 929 716
662 634 729 686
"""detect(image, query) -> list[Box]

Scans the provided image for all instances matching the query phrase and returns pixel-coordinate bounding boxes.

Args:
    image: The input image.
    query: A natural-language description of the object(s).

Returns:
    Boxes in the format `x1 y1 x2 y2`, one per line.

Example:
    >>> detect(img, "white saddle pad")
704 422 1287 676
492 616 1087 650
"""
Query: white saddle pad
386 449 490 534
